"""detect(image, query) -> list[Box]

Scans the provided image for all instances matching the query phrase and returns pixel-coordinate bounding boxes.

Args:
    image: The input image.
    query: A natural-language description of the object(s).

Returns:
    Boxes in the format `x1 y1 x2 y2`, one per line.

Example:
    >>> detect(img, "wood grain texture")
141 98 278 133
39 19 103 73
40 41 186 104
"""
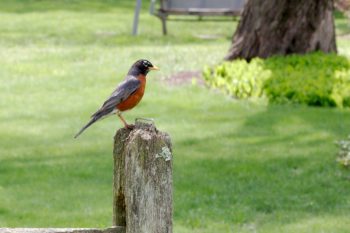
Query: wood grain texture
113 122 173 233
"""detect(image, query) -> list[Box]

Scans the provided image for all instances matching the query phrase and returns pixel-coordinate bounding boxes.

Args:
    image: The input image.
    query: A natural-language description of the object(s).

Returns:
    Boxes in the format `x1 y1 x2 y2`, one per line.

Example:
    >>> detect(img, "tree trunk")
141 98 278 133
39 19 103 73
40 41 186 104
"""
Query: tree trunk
225 0 337 60
113 122 172 233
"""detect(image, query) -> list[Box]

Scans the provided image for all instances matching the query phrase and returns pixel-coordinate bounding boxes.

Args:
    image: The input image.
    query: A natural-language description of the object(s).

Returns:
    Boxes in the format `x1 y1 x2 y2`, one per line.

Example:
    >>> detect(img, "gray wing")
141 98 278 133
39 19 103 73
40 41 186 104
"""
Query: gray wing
74 76 140 138
92 75 141 118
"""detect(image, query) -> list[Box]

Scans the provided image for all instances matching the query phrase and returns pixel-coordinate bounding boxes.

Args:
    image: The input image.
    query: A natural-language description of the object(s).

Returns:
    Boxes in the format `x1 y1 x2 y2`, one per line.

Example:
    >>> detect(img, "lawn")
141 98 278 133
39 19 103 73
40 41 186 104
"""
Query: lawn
1 1 350 233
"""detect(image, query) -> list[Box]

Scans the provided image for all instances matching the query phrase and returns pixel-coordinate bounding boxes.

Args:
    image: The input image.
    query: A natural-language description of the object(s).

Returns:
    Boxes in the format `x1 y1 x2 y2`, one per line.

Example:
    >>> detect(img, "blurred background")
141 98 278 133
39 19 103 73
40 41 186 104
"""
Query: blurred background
1 0 350 232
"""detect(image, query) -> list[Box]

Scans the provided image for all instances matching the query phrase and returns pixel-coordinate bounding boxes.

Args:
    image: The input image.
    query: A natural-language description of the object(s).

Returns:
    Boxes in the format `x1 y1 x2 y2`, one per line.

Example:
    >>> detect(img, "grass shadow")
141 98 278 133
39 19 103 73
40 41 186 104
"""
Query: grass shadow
173 104 350 229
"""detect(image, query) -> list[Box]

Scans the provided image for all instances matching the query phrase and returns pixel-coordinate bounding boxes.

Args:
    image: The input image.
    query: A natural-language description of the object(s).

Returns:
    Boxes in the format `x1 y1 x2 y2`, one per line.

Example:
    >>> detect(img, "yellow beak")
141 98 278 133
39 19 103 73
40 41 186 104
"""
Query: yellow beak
149 65 160 71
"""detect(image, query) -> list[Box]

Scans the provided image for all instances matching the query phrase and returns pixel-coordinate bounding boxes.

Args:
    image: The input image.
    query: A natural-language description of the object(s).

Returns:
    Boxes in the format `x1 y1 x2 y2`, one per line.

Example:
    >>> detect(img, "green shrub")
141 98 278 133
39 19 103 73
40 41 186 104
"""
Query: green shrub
203 52 350 107
203 59 271 99
264 53 350 107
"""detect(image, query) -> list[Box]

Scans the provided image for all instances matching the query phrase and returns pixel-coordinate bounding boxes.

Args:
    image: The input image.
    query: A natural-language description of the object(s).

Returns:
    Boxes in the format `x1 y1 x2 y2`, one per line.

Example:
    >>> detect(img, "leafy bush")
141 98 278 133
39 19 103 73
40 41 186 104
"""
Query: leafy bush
263 53 350 107
203 59 270 99
203 52 350 107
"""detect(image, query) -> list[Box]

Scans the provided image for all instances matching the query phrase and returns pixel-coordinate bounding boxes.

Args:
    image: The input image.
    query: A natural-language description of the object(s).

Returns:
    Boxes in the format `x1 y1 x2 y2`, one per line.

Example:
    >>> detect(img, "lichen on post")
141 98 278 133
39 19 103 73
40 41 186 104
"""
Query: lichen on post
113 121 173 233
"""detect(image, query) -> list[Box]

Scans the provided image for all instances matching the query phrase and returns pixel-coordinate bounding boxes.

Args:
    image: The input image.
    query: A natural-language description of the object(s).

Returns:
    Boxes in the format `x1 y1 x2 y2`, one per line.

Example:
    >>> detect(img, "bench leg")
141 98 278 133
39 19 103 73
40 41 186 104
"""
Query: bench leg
161 15 167 35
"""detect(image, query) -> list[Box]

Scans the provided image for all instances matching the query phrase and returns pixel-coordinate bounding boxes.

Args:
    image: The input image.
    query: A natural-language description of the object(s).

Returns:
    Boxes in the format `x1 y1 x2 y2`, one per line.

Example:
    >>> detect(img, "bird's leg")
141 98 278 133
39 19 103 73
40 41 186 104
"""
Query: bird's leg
117 111 134 129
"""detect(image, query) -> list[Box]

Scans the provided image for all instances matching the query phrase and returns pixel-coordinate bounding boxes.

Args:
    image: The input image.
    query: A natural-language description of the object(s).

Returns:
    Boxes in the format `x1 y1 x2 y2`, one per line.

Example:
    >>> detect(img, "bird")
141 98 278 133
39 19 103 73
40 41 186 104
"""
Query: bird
74 59 159 138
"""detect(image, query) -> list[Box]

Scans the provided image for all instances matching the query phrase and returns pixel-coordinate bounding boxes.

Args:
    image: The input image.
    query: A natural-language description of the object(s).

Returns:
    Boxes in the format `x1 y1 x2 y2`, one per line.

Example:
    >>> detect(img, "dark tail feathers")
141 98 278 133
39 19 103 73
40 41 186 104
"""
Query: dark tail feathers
74 117 98 138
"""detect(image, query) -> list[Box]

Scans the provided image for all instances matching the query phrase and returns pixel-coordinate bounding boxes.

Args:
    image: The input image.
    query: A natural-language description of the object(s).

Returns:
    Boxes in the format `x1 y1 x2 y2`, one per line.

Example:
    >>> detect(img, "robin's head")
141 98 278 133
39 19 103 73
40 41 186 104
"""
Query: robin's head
128 59 159 76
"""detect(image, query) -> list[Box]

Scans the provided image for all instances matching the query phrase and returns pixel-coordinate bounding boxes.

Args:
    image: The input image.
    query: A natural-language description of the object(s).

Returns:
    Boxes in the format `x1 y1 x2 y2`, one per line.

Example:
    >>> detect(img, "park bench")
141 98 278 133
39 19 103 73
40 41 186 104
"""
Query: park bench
150 0 246 35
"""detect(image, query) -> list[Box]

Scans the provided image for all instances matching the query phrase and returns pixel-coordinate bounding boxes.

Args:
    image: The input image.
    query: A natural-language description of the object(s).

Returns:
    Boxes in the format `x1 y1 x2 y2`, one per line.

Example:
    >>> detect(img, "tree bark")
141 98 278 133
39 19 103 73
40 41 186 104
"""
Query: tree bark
225 0 337 60
113 122 172 233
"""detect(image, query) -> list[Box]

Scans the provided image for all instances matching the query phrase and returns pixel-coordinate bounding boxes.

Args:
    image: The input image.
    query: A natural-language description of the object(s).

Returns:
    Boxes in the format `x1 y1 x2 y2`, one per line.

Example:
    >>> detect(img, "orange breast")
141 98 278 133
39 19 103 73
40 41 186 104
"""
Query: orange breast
117 75 146 111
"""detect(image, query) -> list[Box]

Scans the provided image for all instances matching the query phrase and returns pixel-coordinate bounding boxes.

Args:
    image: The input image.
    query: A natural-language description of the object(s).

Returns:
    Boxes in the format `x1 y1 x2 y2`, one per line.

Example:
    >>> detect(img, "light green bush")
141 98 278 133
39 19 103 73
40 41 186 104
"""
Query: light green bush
203 59 270 99
203 52 350 108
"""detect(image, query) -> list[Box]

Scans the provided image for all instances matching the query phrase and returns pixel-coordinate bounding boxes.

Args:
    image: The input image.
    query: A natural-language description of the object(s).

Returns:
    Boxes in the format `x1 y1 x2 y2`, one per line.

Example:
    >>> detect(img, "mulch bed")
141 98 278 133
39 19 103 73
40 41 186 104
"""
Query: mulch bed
163 70 205 86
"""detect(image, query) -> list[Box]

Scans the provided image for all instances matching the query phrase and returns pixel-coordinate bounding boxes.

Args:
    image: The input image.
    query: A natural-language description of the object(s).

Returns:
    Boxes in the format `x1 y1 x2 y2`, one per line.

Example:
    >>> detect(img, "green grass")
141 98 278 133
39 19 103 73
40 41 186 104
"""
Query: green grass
1 1 350 232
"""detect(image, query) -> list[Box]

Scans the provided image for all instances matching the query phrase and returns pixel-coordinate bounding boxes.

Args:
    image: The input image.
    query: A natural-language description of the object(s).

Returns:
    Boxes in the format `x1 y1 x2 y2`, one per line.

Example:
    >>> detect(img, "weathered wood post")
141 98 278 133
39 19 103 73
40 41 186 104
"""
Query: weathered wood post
113 121 173 233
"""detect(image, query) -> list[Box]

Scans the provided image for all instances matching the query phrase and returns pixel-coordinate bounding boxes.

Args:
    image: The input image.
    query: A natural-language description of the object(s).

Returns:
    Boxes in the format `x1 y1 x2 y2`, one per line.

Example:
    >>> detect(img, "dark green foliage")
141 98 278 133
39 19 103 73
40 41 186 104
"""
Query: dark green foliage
264 53 350 107
203 52 350 107
343 96 350 107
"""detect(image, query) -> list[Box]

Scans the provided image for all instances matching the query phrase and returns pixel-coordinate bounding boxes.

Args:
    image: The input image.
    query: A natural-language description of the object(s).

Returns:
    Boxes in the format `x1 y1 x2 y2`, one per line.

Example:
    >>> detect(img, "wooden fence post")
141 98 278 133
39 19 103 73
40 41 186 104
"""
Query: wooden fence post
113 121 173 233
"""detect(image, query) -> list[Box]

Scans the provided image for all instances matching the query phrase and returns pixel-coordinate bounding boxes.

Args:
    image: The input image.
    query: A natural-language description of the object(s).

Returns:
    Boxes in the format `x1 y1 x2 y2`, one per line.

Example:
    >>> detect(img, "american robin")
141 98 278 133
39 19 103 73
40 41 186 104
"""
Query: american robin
74 59 159 138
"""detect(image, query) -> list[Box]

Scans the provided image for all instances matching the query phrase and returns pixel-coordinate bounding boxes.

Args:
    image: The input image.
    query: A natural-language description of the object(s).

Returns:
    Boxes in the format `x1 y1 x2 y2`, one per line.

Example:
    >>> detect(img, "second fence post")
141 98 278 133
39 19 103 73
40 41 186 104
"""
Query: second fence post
113 122 173 233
